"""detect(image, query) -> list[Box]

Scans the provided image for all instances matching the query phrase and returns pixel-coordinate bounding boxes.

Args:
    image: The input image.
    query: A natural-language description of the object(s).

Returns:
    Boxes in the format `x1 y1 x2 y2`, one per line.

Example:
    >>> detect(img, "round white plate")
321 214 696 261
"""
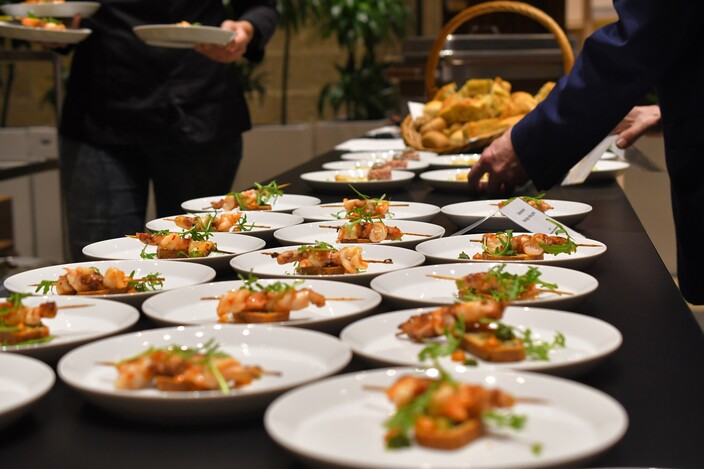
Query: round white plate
442 199 593 231
3 259 216 307
369 263 598 309
57 325 352 422
426 153 481 168
323 159 429 174
1 2 100 18
230 244 426 286
180 193 321 213
265 367 628 469
300 170 415 192
293 201 441 223
273 219 445 250
416 234 606 270
0 21 91 44
340 306 621 376
133 24 233 49
0 354 54 431
1 296 139 362
587 160 631 182
340 150 437 161
145 211 303 243
419 168 470 192
82 233 266 271
141 278 382 333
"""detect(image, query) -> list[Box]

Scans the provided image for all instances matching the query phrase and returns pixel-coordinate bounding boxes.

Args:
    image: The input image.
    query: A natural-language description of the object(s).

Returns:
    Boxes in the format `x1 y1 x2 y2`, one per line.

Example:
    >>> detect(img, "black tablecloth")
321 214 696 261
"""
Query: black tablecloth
2 150 703 469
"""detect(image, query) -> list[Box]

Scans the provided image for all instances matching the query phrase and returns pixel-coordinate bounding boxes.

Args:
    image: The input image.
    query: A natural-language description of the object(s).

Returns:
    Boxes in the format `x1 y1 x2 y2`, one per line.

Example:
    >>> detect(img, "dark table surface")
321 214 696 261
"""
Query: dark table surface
2 149 703 469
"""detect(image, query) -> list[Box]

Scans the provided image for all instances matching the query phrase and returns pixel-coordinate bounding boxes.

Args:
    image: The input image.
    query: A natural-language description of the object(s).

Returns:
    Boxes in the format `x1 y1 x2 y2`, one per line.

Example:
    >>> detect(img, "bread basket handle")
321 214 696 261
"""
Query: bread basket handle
424 1 575 99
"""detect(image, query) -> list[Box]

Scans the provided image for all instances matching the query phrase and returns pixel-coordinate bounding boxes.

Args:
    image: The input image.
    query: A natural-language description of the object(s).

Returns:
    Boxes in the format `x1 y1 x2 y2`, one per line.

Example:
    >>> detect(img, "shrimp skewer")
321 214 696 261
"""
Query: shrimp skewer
263 243 392 274
320 222 432 243
213 275 327 323
108 339 273 394
0 293 57 345
33 267 164 295
209 181 289 211
397 301 505 342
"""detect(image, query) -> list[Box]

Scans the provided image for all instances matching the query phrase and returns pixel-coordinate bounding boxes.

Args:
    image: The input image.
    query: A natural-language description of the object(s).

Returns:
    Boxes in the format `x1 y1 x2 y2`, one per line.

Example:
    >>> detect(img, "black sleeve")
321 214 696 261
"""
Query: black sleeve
233 0 279 63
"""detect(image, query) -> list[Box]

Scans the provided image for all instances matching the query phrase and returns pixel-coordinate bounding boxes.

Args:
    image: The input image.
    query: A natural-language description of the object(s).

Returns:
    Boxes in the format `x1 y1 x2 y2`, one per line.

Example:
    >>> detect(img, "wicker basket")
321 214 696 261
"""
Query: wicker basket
401 1 575 154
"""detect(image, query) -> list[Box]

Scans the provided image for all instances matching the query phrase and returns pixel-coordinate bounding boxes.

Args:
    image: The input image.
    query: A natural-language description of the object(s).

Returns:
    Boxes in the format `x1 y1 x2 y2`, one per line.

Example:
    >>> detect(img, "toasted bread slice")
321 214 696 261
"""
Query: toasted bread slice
233 311 291 323
461 332 525 362
0 326 50 346
415 418 483 450
473 252 544 261
295 265 346 275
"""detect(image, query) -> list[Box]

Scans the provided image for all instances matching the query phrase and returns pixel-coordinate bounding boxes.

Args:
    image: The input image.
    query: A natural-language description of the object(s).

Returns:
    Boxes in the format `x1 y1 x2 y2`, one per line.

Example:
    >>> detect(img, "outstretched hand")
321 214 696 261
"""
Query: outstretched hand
466 128 530 197
613 105 662 149
195 20 253 63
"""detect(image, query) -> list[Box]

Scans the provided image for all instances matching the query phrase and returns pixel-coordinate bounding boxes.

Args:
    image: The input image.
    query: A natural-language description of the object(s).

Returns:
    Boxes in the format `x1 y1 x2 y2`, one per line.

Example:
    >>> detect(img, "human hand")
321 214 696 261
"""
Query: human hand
195 20 253 63
39 13 81 49
466 128 530 197
613 105 662 149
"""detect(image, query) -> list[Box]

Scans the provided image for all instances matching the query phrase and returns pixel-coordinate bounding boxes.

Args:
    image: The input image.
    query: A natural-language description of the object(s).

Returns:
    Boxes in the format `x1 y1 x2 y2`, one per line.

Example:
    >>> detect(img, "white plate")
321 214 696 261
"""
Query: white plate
587 160 631 182
82 233 266 271
141 278 382 333
3 259 216 307
265 367 628 469
323 159 429 174
419 168 470 192
416 234 607 270
600 151 617 160
369 263 598 309
0 354 54 431
300 170 415 192
0 21 91 44
340 150 437 161
1 296 139 362
1 2 100 18
230 244 426 286
293 201 441 223
340 306 621 376
426 153 481 168
180 193 321 213
57 325 351 422
133 24 233 49
145 211 303 243
273 219 445 250
442 199 593 231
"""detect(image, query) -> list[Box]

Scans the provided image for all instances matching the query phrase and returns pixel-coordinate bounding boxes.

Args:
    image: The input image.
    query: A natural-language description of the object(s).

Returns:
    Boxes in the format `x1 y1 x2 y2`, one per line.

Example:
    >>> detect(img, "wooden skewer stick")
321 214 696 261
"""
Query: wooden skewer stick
259 252 393 264
96 360 282 378
467 239 602 247
361 384 547 403
58 304 94 309
201 295 363 301
425 274 573 296
319 203 409 208
162 218 271 230
318 225 434 238
30 276 165 288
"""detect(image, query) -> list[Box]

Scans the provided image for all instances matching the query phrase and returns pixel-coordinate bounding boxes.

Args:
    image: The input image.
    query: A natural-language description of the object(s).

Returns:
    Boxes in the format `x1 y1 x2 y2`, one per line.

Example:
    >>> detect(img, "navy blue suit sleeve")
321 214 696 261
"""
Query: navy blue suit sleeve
511 0 704 189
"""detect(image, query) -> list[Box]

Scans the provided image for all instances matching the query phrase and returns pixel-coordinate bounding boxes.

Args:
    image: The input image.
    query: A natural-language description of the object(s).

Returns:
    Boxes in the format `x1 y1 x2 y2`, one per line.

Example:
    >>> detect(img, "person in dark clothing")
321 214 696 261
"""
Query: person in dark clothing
59 1 278 261
466 0 704 304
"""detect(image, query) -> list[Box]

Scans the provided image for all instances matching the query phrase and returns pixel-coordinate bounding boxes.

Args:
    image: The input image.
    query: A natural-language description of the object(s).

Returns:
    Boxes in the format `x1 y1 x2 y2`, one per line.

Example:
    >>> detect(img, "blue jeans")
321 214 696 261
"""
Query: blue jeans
59 137 242 262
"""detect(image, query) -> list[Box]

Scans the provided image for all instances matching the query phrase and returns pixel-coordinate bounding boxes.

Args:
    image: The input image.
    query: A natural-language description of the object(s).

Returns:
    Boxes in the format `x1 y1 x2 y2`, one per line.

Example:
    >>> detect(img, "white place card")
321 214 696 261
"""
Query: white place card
407 101 425 120
561 135 618 186
499 198 585 240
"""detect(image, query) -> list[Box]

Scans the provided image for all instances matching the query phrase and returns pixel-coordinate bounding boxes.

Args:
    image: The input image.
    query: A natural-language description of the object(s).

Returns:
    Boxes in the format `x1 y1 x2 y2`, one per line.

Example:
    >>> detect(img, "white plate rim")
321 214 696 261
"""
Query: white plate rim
140 278 382 328
264 366 629 469
368 262 599 307
180 193 321 213
57 324 352 402
339 305 623 373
